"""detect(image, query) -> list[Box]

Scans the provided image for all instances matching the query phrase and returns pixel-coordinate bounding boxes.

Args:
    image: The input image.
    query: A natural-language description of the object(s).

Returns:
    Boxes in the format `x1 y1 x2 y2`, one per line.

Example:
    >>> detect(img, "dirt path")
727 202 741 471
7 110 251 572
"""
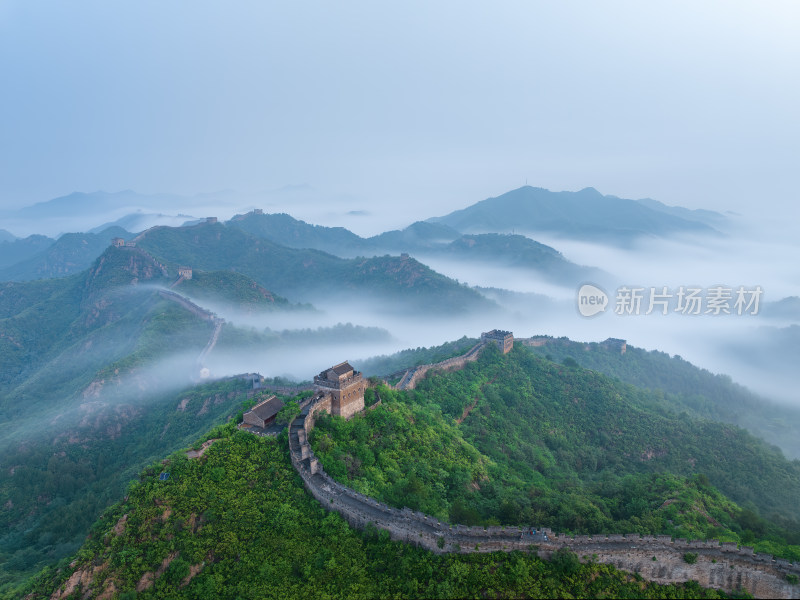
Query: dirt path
186 438 218 459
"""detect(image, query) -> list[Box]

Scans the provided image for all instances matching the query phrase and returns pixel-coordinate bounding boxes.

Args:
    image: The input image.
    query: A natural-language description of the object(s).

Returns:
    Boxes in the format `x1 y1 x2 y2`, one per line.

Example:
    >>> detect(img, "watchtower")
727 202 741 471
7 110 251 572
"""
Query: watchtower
481 329 514 354
313 361 366 419
177 266 193 280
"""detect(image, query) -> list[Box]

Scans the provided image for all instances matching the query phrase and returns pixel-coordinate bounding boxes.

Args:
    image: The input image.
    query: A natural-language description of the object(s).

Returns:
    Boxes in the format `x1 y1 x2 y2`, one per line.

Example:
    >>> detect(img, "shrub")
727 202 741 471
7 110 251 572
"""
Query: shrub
551 548 581 575
683 552 698 564
276 401 301 425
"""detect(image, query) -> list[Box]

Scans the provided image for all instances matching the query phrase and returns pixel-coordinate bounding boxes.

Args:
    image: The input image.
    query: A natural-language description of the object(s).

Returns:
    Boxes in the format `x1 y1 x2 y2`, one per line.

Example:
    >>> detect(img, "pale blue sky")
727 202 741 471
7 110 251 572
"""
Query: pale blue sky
1 1 798 217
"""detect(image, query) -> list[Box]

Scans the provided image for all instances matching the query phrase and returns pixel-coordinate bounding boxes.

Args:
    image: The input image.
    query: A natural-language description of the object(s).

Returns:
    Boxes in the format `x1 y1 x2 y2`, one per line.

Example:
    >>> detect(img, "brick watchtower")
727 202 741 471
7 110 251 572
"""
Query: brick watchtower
313 361 366 419
481 329 514 354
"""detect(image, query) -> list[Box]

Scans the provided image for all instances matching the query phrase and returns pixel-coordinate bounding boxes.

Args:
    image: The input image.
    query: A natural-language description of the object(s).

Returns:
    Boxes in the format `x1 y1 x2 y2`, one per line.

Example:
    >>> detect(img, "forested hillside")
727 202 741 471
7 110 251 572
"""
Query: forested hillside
0 235 54 270
0 227 132 282
227 211 602 286
173 269 301 313
311 345 800 560
526 338 800 459
0 246 302 593
0 247 181 418
0 241 435 594
357 336 478 377
135 221 493 314
428 186 719 242
22 427 739 599
0 378 257 597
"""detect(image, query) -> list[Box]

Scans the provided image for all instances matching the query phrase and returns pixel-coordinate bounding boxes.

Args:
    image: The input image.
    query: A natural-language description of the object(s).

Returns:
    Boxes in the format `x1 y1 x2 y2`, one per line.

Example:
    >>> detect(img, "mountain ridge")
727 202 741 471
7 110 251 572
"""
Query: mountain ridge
134 221 495 314
0 227 132 282
428 186 723 243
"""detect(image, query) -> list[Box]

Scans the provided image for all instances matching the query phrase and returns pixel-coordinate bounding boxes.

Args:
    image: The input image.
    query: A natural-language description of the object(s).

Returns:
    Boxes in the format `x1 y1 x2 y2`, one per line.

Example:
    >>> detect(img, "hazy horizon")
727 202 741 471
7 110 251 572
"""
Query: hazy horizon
1 1 798 221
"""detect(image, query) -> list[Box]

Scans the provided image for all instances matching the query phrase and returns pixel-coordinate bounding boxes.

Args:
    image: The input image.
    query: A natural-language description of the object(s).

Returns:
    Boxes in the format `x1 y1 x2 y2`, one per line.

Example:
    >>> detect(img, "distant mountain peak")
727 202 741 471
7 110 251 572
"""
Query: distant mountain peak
429 185 722 243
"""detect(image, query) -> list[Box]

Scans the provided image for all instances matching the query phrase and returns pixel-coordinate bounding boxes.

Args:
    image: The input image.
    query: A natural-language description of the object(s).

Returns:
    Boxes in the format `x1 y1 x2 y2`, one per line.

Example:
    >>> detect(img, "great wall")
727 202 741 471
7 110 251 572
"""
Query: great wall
156 289 224 372
108 244 227 376
103 237 800 596
284 332 800 599
392 340 485 390
105 241 800 596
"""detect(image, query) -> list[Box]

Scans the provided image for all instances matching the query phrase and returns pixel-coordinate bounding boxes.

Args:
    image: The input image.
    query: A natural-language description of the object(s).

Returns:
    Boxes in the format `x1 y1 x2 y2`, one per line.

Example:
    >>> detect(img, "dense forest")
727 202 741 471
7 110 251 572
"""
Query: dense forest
22 427 746 599
0 243 416 595
526 338 800 459
0 378 259 596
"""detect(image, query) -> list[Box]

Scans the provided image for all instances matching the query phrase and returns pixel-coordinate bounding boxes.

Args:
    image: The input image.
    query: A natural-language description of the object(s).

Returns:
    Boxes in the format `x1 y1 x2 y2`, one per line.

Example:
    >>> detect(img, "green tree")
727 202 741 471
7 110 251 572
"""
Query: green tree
276 400 301 425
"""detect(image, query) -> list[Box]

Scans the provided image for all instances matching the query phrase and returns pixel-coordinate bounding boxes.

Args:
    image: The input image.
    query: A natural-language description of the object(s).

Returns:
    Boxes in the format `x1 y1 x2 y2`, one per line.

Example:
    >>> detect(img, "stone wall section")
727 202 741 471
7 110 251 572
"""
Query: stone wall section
157 289 217 322
395 341 485 390
124 245 169 277
286 382 800 598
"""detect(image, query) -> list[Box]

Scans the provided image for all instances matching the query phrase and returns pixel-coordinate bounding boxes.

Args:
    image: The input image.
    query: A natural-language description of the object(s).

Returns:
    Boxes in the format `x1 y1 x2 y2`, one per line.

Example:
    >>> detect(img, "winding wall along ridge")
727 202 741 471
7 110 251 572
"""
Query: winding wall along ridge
394 341 485 390
286 346 800 599
157 289 224 368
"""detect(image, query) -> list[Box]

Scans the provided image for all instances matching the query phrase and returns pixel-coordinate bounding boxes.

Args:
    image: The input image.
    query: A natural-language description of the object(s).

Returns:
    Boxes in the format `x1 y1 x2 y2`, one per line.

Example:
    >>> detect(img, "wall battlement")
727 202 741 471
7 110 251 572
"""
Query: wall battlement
157 290 217 321
395 340 485 390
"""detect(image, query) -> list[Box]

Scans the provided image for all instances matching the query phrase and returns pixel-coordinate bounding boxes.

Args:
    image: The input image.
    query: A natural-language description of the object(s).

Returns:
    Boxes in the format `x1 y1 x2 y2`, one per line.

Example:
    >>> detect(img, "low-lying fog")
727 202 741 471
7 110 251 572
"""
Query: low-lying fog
0 187 399 239
406 213 799 405
190 208 799 406
190 292 796 407
5 198 799 419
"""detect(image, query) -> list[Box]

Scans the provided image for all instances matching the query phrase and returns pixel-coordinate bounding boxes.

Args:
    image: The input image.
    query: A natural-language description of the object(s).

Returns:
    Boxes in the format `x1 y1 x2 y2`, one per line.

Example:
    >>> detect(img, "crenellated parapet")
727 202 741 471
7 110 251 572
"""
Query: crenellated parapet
395 340 486 390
